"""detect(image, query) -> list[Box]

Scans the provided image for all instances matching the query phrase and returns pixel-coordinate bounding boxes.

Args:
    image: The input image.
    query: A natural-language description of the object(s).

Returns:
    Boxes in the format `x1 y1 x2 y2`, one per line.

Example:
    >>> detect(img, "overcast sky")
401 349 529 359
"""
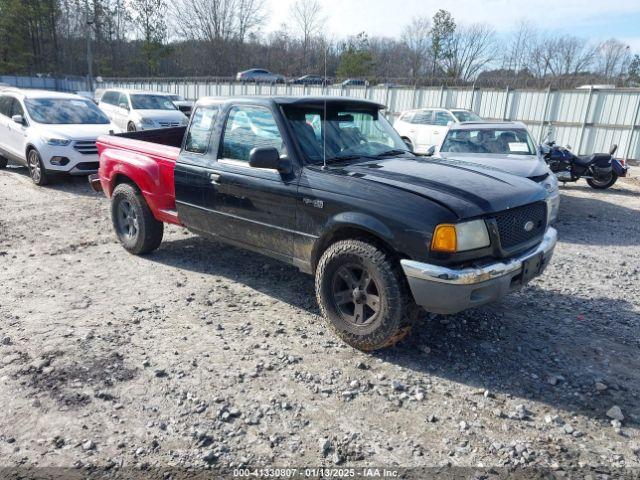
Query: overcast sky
265 0 640 52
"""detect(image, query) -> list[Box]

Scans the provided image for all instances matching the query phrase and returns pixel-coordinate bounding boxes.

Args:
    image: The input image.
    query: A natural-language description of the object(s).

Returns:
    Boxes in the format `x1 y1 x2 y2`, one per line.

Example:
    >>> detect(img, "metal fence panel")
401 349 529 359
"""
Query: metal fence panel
99 79 640 161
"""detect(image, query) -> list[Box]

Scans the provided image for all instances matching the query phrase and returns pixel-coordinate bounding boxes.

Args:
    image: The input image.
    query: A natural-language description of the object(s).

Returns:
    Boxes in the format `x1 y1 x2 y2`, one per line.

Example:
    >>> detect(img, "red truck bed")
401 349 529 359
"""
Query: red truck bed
96 128 184 225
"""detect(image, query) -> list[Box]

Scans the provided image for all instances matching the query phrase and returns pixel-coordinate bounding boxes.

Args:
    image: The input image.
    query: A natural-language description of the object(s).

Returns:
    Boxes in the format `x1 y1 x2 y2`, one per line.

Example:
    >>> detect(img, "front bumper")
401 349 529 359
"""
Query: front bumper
401 227 557 315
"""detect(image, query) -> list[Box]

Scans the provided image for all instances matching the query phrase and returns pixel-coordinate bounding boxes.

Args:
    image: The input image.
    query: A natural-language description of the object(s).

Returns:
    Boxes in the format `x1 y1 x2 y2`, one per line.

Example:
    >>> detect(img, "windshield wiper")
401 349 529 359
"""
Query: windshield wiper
370 149 412 158
322 154 364 164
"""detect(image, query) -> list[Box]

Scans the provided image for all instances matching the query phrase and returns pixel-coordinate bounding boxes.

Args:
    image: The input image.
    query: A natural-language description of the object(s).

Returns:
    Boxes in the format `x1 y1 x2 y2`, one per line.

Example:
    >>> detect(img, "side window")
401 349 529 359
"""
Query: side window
10 99 24 117
118 93 129 108
220 106 285 162
412 110 433 125
184 107 218 154
0 96 11 117
400 112 414 123
434 111 453 126
101 91 114 105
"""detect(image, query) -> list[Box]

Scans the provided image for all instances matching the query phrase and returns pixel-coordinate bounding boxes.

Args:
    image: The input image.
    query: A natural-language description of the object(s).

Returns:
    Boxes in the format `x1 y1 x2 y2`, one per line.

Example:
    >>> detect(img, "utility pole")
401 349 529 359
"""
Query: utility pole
85 0 94 92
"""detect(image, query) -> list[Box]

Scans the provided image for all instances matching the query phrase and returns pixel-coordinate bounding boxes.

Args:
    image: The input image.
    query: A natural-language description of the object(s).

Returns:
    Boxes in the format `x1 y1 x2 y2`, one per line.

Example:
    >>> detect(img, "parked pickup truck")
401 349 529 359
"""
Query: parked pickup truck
93 96 558 351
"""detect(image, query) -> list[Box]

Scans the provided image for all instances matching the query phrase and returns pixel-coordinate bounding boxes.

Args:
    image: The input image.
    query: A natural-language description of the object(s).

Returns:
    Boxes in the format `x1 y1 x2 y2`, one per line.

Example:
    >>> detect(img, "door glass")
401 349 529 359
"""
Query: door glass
184 107 218 154
412 110 432 125
220 106 285 162
434 111 453 126
9 99 24 117
0 96 12 117
118 93 128 109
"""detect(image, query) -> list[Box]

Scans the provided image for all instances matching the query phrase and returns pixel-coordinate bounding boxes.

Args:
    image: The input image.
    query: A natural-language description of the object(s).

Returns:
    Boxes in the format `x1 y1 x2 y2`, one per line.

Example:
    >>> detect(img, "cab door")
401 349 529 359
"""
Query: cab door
412 109 434 151
207 104 299 259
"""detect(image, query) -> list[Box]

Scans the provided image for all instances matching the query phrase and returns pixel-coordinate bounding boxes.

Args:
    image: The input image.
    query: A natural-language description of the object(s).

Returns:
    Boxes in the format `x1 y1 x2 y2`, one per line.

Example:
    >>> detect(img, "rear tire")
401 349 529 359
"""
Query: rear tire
402 137 414 152
111 183 163 255
27 149 50 186
127 122 137 132
587 172 618 189
315 239 418 351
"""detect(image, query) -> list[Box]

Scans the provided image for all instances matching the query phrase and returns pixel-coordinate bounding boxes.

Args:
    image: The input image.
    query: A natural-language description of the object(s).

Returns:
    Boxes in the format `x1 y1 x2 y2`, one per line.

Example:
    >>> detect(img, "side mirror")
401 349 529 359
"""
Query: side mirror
12 114 24 125
425 145 436 156
249 147 291 174
119 103 129 110
609 144 618 156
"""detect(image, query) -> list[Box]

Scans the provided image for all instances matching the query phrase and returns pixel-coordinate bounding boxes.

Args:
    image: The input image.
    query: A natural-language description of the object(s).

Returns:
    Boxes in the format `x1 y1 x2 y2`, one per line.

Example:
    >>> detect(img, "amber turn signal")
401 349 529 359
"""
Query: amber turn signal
431 224 457 253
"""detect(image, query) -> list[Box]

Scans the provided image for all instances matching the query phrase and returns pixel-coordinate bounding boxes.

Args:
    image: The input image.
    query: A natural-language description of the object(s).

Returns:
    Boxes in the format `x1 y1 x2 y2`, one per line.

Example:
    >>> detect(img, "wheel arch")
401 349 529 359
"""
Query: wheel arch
311 215 407 273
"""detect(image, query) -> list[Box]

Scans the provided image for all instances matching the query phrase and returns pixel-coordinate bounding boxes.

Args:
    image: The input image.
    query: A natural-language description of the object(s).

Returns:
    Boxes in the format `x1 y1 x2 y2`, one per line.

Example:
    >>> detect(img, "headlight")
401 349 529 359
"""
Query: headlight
45 138 71 146
542 175 558 194
431 219 491 253
140 118 155 126
181 117 189 125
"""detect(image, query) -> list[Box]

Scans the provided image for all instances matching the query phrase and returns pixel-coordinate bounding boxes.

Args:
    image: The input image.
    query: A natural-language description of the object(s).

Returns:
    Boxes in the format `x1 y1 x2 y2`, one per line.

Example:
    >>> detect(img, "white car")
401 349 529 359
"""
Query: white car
394 108 483 153
432 121 560 222
98 89 189 132
0 88 117 186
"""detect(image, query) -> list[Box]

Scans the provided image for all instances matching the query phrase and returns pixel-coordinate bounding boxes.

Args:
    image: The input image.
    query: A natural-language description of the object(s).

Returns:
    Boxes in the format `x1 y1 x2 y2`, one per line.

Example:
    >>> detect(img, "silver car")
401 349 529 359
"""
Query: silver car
430 121 560 222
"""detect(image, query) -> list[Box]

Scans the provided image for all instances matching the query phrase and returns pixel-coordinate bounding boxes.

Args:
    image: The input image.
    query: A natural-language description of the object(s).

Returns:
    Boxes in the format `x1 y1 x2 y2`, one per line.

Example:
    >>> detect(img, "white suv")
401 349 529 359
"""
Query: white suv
0 88 117 186
98 89 189 132
394 108 483 153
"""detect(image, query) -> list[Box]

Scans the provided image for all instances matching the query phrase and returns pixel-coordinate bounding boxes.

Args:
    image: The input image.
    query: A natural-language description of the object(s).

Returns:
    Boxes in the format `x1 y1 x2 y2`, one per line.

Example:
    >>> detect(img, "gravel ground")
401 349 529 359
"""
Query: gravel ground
0 165 639 475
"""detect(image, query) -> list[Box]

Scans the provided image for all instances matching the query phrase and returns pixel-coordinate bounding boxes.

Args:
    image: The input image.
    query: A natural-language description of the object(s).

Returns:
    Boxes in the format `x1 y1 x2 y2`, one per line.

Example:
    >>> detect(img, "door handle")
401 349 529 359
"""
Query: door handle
209 172 221 184
433 131 440 134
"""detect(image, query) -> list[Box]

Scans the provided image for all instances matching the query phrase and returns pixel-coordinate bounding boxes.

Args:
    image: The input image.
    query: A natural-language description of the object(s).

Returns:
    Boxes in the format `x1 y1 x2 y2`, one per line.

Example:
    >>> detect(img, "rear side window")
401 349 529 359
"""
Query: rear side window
0 96 12 117
101 91 116 105
184 107 218 154
220 106 285 162
412 110 433 125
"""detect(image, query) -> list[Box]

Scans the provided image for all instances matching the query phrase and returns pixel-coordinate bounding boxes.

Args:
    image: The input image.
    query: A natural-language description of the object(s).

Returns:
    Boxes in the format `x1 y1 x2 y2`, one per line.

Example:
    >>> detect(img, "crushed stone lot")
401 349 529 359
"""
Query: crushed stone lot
0 165 639 473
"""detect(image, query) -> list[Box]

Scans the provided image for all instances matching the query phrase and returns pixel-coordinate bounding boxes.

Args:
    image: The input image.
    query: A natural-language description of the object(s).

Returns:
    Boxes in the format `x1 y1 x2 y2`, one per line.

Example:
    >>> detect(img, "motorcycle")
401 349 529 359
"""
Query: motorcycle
539 140 629 190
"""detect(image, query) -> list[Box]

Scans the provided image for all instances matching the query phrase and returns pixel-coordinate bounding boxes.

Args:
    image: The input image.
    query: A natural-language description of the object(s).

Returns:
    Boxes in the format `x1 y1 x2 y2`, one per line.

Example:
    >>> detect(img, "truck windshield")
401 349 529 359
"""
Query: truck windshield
284 107 410 163
25 98 110 125
130 94 178 111
441 128 536 155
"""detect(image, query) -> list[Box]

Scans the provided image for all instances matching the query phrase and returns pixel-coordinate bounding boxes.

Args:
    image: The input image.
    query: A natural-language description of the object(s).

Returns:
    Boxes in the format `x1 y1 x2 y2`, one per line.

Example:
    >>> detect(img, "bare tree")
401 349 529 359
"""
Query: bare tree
530 35 597 77
595 39 631 79
401 16 431 81
502 20 536 73
442 23 496 81
289 0 325 68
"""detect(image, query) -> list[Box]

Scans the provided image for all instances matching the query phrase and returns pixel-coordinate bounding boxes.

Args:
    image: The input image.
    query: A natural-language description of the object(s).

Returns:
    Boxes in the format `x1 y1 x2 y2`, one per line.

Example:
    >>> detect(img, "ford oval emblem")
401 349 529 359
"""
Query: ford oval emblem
524 220 535 232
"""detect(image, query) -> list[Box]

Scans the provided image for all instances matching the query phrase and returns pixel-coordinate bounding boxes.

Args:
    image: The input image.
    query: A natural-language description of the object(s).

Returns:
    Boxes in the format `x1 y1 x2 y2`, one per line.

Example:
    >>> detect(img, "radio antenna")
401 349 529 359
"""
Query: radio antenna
322 42 328 170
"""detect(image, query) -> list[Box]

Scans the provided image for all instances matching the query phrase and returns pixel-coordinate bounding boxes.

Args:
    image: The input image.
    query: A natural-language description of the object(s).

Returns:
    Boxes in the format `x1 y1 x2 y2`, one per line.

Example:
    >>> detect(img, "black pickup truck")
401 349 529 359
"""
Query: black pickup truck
94 96 557 351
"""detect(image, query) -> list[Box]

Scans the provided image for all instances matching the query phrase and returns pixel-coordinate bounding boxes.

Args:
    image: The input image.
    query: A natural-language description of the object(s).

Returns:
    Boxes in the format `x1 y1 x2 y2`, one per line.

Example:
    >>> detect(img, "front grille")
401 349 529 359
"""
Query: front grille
158 121 181 127
493 202 547 250
73 141 98 155
527 173 549 183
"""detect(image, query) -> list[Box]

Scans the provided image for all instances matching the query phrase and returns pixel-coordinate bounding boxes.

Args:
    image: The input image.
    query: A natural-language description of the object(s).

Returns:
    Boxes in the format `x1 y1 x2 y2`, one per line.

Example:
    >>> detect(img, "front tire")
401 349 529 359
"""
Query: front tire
127 122 137 132
111 183 163 255
587 172 618 189
315 239 417 351
27 149 49 186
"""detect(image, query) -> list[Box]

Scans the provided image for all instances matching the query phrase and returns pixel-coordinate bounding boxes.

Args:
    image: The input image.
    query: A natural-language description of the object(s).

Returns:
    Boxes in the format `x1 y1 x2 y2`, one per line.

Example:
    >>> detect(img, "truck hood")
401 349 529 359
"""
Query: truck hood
437 152 550 178
38 123 116 141
332 156 547 219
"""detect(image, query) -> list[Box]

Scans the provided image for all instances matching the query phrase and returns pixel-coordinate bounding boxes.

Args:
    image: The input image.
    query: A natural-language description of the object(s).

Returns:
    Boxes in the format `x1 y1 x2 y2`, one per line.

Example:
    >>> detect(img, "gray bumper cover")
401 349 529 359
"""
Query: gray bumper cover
401 227 557 314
